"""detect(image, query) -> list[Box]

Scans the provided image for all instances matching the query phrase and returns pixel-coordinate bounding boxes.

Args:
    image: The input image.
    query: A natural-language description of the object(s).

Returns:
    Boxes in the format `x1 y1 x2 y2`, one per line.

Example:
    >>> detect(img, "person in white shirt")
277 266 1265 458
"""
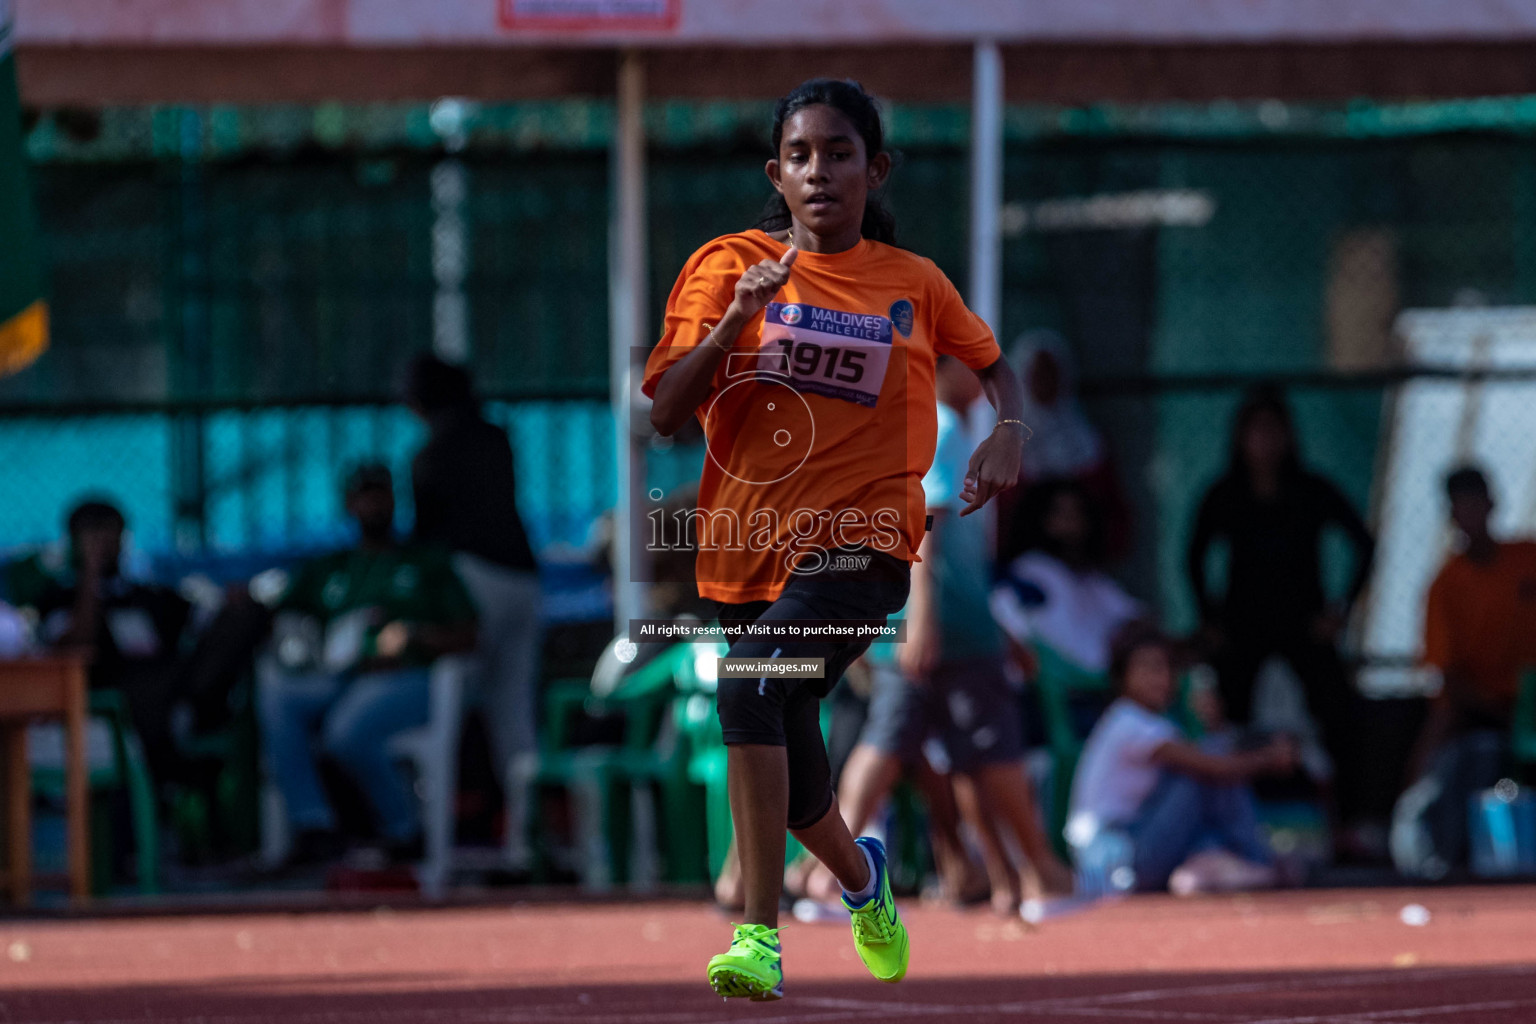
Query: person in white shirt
1069 625 1295 894
990 479 1140 678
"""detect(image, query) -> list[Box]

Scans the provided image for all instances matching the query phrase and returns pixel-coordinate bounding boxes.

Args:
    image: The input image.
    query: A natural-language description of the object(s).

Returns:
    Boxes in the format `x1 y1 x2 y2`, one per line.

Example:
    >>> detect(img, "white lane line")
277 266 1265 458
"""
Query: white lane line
14 965 1536 1024
1022 963 1536 1010
794 996 1237 1021
0 1010 763 1024
1239 996 1536 1024
766 967 1536 1024
1043 1012 1255 1021
0 1009 896 1024
6 1007 1529 1024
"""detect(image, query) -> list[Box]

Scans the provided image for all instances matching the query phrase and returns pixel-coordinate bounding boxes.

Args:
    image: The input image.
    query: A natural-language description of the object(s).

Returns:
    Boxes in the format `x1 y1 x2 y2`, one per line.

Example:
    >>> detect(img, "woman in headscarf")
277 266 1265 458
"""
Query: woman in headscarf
997 330 1130 564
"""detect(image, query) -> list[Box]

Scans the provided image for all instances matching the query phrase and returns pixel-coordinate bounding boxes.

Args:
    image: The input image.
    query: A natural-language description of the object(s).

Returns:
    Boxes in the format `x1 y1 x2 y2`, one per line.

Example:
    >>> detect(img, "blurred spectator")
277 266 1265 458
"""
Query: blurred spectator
405 354 543 874
647 481 717 622
260 464 477 868
1069 625 1295 894
1395 467 1536 874
801 356 1071 914
998 331 1130 563
2 548 55 613
1416 466 1536 752
1186 386 1373 812
31 499 192 788
0 599 31 658
992 478 1142 679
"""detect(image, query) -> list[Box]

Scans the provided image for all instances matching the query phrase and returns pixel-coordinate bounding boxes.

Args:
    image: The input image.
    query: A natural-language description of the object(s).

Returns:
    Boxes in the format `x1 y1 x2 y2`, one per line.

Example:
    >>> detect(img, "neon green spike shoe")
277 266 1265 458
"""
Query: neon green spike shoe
843 836 910 983
706 922 784 1001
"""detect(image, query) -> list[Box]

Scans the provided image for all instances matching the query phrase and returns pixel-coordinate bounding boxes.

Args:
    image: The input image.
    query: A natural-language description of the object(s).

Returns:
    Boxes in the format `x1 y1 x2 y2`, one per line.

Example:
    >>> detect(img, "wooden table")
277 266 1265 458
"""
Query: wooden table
0 656 91 905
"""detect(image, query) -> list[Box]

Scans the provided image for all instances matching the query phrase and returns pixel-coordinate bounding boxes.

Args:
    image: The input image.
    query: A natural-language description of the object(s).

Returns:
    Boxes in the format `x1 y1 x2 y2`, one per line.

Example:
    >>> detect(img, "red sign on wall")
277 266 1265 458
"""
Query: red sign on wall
499 0 680 31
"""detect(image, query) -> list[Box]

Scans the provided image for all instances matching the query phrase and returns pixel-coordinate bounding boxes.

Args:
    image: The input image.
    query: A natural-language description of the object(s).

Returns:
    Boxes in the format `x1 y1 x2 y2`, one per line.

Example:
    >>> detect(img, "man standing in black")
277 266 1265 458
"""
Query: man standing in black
406 355 543 874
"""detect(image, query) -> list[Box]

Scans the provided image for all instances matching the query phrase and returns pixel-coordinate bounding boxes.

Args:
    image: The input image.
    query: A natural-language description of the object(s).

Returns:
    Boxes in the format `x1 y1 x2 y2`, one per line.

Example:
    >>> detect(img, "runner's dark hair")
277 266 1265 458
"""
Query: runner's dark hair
753 78 897 246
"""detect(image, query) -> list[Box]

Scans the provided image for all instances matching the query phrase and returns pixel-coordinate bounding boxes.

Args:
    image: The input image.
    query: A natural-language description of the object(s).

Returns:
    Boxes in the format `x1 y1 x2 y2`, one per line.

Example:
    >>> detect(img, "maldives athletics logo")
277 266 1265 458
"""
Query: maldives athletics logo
779 304 804 326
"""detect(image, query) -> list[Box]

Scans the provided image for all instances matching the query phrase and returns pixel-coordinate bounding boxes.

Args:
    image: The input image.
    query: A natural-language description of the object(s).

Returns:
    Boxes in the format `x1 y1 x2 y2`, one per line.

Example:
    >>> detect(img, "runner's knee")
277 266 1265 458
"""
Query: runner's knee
716 674 787 746
785 694 834 830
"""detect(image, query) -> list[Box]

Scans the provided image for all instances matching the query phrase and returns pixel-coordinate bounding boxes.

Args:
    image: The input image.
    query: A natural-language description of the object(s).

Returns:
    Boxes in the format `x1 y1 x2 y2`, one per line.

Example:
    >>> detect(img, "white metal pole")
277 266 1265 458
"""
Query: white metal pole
430 160 470 362
610 51 648 634
969 41 1004 334
430 98 472 363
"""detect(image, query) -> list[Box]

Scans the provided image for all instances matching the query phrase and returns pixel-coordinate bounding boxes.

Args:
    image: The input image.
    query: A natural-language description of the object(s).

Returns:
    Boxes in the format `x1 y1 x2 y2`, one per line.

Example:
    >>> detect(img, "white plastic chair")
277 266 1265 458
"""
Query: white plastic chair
257 654 470 899
389 655 470 897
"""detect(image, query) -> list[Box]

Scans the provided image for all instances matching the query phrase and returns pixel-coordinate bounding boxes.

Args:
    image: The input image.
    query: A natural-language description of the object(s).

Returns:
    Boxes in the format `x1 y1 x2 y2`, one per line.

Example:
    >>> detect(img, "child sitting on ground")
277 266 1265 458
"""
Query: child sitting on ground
1068 624 1296 895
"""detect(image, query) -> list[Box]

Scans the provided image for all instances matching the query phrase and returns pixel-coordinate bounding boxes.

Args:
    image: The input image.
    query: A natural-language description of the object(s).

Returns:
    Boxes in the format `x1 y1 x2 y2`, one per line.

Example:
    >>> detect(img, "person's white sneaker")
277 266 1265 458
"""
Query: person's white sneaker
1169 850 1277 896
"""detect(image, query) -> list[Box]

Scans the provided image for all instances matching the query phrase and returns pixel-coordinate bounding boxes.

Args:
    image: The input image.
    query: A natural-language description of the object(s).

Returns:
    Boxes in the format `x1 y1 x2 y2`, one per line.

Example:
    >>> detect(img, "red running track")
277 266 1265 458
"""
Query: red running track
1 886 1535 1023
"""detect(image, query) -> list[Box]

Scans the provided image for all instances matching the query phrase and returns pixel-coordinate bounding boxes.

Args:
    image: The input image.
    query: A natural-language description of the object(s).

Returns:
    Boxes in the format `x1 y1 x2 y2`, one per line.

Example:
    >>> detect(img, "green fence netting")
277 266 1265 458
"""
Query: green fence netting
6 100 1536 664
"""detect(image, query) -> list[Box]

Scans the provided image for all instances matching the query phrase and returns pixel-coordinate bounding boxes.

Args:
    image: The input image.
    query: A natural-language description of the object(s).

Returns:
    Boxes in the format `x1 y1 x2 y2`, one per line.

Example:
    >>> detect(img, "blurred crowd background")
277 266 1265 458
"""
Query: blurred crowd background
10 100 1536 646
5 3 1536 905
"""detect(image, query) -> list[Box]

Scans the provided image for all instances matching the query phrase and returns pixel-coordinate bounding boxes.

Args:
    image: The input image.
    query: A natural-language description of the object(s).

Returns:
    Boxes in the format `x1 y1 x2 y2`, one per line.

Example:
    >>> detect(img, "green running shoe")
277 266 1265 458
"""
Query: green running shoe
843 836 910 983
706 922 784 1000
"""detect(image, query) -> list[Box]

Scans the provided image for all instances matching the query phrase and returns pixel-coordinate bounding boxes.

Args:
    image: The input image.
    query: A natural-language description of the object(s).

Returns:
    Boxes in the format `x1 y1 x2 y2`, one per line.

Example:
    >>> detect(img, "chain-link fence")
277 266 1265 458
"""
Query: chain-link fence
0 399 615 561
1081 371 1536 696
8 99 1536 665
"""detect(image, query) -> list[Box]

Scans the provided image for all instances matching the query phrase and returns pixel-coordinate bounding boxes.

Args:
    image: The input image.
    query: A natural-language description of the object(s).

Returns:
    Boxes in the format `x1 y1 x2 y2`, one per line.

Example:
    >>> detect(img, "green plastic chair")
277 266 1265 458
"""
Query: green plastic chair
534 642 704 888
1031 644 1111 858
596 645 709 887
673 643 734 880
173 676 261 864
32 690 160 895
672 642 830 880
677 694 732 880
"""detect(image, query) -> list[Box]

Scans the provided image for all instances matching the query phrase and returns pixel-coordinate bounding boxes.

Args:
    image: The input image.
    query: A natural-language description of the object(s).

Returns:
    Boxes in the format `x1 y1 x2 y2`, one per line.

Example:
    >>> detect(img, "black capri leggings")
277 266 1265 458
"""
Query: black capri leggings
713 548 910 831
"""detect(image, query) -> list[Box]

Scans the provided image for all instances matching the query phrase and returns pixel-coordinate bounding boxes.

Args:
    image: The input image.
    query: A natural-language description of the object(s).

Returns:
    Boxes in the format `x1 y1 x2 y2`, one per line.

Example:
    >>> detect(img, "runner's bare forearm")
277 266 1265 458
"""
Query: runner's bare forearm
650 305 751 436
976 356 1024 429
959 356 1027 515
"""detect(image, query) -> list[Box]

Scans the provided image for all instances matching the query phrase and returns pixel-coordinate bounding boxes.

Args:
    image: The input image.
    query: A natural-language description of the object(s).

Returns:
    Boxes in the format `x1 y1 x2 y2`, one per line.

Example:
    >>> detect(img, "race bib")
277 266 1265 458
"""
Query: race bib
757 302 893 408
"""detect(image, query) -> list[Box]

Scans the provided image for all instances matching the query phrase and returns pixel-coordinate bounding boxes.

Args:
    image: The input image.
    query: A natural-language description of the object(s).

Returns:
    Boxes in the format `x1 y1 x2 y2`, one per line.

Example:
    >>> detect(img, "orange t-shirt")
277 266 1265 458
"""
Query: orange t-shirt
642 230 1001 604
1423 540 1536 711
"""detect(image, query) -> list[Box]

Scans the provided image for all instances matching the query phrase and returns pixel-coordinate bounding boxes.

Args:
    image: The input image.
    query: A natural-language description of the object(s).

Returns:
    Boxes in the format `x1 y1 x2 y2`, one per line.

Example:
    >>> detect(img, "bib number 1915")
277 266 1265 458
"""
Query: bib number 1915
774 338 867 384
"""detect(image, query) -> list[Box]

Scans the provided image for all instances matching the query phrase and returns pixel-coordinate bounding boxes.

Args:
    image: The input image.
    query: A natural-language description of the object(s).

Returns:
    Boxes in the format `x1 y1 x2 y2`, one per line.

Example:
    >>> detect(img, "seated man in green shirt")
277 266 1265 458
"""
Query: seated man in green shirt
261 464 477 867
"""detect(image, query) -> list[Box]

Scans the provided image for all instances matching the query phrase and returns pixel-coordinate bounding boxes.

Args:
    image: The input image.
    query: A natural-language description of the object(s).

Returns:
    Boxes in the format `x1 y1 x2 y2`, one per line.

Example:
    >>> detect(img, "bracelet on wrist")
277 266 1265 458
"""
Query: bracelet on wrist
995 418 1031 439
703 322 732 352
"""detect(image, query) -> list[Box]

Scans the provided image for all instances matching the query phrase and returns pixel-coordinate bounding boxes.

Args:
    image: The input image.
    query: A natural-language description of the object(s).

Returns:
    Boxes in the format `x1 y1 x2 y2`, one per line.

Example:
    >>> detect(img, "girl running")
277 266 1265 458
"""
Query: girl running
643 78 1026 1001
